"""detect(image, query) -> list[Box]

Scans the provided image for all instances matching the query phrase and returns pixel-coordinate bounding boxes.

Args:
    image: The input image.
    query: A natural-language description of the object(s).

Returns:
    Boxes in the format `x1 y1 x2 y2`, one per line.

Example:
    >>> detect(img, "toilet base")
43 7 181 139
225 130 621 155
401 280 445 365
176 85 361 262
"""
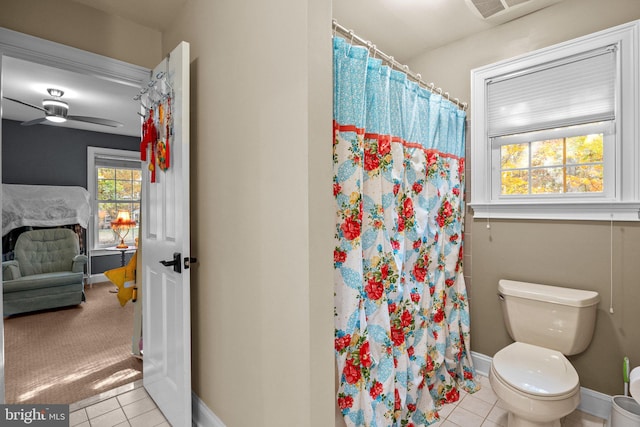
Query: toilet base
508 412 561 427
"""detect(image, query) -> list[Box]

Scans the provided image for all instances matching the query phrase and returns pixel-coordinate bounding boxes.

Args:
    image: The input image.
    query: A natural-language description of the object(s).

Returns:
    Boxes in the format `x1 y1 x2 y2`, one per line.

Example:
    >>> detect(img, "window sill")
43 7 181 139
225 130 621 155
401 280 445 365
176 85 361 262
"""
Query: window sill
469 201 640 221
91 248 137 257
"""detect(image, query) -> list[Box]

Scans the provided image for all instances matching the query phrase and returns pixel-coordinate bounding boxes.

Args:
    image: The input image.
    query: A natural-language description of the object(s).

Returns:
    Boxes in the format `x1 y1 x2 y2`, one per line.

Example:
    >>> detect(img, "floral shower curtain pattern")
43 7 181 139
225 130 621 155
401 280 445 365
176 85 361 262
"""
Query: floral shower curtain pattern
333 36 479 427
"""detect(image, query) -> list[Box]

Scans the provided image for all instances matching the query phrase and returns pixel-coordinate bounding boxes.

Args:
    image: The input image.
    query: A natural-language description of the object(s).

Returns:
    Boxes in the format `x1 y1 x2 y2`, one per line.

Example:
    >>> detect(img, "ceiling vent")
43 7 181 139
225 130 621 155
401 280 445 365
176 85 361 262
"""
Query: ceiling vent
465 0 563 23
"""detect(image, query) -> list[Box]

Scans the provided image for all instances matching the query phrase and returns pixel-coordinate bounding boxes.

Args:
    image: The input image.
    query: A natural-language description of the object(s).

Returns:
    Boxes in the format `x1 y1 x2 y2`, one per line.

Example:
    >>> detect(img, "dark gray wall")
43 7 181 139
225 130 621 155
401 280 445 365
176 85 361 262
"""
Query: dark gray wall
3 119 137 185
2 119 139 274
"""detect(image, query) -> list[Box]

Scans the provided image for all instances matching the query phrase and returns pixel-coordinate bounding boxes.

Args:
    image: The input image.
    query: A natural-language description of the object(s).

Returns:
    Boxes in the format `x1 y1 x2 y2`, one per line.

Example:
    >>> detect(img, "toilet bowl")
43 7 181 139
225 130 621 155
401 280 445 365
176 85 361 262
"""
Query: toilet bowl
492 280 600 427
489 342 580 427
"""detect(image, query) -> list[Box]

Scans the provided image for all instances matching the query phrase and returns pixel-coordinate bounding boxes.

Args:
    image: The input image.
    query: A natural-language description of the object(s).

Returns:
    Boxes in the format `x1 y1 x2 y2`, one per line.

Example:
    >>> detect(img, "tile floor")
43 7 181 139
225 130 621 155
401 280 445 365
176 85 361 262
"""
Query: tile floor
70 374 608 427
69 380 169 427
431 375 607 427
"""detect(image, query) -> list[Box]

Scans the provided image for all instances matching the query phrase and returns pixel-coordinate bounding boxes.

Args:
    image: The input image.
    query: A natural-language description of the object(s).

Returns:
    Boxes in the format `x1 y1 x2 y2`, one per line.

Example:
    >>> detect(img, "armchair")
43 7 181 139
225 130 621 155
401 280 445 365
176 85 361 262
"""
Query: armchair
2 228 87 316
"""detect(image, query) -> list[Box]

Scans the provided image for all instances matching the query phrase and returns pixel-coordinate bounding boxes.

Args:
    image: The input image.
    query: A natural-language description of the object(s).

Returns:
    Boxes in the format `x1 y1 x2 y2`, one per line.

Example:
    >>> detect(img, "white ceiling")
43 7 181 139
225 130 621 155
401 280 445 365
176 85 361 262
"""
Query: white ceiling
2 0 560 137
332 0 496 63
2 56 141 137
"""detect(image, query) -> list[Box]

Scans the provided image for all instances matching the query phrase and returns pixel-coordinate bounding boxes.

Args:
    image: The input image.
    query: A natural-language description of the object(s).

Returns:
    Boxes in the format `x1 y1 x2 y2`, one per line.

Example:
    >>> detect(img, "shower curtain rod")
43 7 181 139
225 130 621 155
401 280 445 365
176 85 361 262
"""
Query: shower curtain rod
332 20 468 111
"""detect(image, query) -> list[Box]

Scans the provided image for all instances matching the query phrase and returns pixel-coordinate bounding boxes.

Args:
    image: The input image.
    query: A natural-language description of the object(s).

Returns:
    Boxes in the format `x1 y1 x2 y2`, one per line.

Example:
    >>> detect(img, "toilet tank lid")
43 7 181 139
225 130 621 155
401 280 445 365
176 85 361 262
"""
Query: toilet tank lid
498 280 600 307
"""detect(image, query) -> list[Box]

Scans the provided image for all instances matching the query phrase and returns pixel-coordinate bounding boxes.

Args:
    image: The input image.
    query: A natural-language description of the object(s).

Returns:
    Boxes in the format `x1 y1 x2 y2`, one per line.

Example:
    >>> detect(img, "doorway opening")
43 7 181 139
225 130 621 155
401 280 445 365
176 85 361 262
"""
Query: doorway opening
0 30 149 405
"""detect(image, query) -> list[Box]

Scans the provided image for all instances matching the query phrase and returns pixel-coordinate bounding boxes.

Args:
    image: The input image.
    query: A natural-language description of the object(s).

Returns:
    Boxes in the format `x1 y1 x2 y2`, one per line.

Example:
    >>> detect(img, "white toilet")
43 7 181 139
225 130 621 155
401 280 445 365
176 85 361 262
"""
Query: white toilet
489 279 600 427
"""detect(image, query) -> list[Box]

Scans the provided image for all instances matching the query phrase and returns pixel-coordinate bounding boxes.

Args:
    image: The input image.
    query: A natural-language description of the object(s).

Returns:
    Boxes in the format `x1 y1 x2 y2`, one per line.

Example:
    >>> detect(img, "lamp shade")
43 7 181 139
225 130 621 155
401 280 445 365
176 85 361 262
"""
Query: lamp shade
111 210 137 248
111 211 136 227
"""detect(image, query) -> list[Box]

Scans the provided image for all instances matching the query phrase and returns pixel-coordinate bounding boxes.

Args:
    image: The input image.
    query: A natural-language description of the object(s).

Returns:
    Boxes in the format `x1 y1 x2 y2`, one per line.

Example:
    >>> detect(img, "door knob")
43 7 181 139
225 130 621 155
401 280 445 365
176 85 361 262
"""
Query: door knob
160 252 182 273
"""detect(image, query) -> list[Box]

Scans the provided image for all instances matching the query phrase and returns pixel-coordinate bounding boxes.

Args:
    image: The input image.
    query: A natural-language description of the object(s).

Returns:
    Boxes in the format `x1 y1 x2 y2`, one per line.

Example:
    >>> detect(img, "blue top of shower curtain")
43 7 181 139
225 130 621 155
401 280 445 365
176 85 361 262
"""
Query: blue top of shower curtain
333 36 466 158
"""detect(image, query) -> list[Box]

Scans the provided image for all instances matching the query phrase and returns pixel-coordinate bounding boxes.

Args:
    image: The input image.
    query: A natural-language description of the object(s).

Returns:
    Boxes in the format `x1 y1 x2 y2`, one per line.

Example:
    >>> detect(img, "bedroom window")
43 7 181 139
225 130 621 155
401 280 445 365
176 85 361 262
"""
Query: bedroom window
469 21 640 221
87 147 141 250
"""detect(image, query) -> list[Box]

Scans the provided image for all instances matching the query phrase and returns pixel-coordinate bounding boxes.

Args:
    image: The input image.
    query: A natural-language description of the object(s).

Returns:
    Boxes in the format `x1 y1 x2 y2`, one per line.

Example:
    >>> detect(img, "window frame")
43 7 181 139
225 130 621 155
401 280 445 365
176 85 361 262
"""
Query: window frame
87 147 141 253
470 20 640 221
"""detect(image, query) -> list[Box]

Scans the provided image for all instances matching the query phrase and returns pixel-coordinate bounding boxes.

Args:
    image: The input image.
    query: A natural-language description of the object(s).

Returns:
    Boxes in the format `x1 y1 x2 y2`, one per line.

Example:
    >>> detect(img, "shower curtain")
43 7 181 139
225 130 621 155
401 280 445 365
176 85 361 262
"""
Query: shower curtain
333 36 479 427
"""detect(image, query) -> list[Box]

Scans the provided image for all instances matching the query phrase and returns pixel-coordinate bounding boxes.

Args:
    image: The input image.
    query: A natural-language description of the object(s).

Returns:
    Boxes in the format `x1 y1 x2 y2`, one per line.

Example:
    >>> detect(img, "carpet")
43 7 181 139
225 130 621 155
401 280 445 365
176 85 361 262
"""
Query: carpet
4 281 142 404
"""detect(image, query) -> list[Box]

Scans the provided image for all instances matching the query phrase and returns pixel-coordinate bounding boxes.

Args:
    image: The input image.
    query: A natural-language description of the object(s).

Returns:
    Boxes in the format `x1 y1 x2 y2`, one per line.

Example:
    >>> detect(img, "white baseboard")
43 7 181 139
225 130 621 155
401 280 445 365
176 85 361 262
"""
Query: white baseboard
189 353 611 426
578 388 613 421
192 392 226 427
471 351 492 377
471 351 612 420
88 273 107 284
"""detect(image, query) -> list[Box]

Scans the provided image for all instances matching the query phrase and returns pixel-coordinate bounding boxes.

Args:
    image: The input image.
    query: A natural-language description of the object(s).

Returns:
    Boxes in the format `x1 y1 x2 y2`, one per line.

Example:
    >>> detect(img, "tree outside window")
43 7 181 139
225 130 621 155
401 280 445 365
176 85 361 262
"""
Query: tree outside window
500 132 604 196
97 166 141 247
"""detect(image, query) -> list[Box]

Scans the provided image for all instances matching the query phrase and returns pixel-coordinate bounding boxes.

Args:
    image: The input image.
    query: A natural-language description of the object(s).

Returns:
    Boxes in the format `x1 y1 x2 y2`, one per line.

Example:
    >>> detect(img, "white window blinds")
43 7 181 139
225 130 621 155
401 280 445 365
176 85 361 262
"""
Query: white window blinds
486 45 617 137
95 155 141 170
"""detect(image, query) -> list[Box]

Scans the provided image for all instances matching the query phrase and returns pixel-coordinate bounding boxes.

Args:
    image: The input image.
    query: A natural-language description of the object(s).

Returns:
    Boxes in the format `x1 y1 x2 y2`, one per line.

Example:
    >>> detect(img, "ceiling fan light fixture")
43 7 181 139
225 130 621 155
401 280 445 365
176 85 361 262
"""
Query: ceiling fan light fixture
45 115 67 123
42 99 69 122
47 88 64 98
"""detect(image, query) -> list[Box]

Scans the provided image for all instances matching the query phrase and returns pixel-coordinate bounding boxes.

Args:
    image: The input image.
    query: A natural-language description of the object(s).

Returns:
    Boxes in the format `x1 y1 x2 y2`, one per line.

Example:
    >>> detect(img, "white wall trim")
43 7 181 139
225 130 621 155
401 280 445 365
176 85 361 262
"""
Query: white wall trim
190 354 614 425
579 387 613 421
0 27 149 87
471 351 612 420
471 351 493 377
192 392 226 427
88 273 107 284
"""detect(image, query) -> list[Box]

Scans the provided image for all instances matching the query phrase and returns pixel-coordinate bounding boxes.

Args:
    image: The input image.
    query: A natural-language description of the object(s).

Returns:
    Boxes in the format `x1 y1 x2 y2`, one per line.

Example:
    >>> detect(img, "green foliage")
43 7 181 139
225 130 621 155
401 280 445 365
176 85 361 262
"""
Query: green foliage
96 167 141 246
500 132 604 195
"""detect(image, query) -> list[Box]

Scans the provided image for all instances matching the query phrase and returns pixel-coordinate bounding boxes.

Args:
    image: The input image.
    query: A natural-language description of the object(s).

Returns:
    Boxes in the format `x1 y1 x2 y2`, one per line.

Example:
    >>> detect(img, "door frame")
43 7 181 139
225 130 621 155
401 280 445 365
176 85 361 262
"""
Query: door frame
0 26 150 401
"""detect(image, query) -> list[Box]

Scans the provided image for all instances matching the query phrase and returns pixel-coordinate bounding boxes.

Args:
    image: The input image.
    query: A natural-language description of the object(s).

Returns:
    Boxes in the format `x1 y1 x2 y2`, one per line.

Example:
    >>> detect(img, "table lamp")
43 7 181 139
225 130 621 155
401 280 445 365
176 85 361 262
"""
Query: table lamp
111 210 137 248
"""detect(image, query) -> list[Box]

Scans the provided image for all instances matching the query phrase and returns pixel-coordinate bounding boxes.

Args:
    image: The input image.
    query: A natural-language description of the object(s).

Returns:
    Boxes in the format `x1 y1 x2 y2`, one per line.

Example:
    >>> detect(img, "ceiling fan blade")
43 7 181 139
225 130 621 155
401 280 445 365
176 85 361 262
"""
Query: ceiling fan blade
21 117 47 126
3 96 46 112
67 115 124 128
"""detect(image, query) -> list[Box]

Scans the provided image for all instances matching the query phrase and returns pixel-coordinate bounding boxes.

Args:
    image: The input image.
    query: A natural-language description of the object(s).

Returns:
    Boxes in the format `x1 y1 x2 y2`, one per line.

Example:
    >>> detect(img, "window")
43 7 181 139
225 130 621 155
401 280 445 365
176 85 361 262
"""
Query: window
88 147 141 250
470 21 640 221
500 133 604 196
493 122 613 198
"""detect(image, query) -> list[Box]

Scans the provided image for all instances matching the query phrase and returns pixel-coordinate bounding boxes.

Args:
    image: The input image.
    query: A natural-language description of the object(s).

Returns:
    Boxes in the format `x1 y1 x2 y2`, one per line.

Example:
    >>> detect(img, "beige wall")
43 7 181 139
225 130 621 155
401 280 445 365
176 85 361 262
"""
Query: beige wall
0 0 161 68
1 0 335 426
407 0 640 395
161 0 335 426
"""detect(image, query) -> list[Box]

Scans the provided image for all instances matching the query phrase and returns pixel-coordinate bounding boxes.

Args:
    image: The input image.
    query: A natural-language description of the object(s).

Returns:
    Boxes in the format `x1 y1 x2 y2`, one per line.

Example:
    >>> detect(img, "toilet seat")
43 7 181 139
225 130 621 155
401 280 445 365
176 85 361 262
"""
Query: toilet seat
492 342 580 398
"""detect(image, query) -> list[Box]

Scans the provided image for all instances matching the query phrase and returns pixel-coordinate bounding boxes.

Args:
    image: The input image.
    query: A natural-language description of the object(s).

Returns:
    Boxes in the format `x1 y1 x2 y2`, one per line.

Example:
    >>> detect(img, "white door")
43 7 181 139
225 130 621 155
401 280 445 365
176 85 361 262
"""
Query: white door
140 41 192 427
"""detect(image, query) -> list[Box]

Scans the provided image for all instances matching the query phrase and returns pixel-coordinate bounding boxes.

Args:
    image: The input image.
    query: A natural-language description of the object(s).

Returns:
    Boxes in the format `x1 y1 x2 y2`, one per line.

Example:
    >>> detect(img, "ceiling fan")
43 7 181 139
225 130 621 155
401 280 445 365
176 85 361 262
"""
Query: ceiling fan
3 88 123 128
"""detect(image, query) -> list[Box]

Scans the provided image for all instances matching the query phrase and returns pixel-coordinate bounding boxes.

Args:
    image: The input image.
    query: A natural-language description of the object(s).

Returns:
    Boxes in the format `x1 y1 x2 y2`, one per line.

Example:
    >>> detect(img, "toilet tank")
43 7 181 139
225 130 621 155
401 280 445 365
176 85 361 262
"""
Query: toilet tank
498 279 600 355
